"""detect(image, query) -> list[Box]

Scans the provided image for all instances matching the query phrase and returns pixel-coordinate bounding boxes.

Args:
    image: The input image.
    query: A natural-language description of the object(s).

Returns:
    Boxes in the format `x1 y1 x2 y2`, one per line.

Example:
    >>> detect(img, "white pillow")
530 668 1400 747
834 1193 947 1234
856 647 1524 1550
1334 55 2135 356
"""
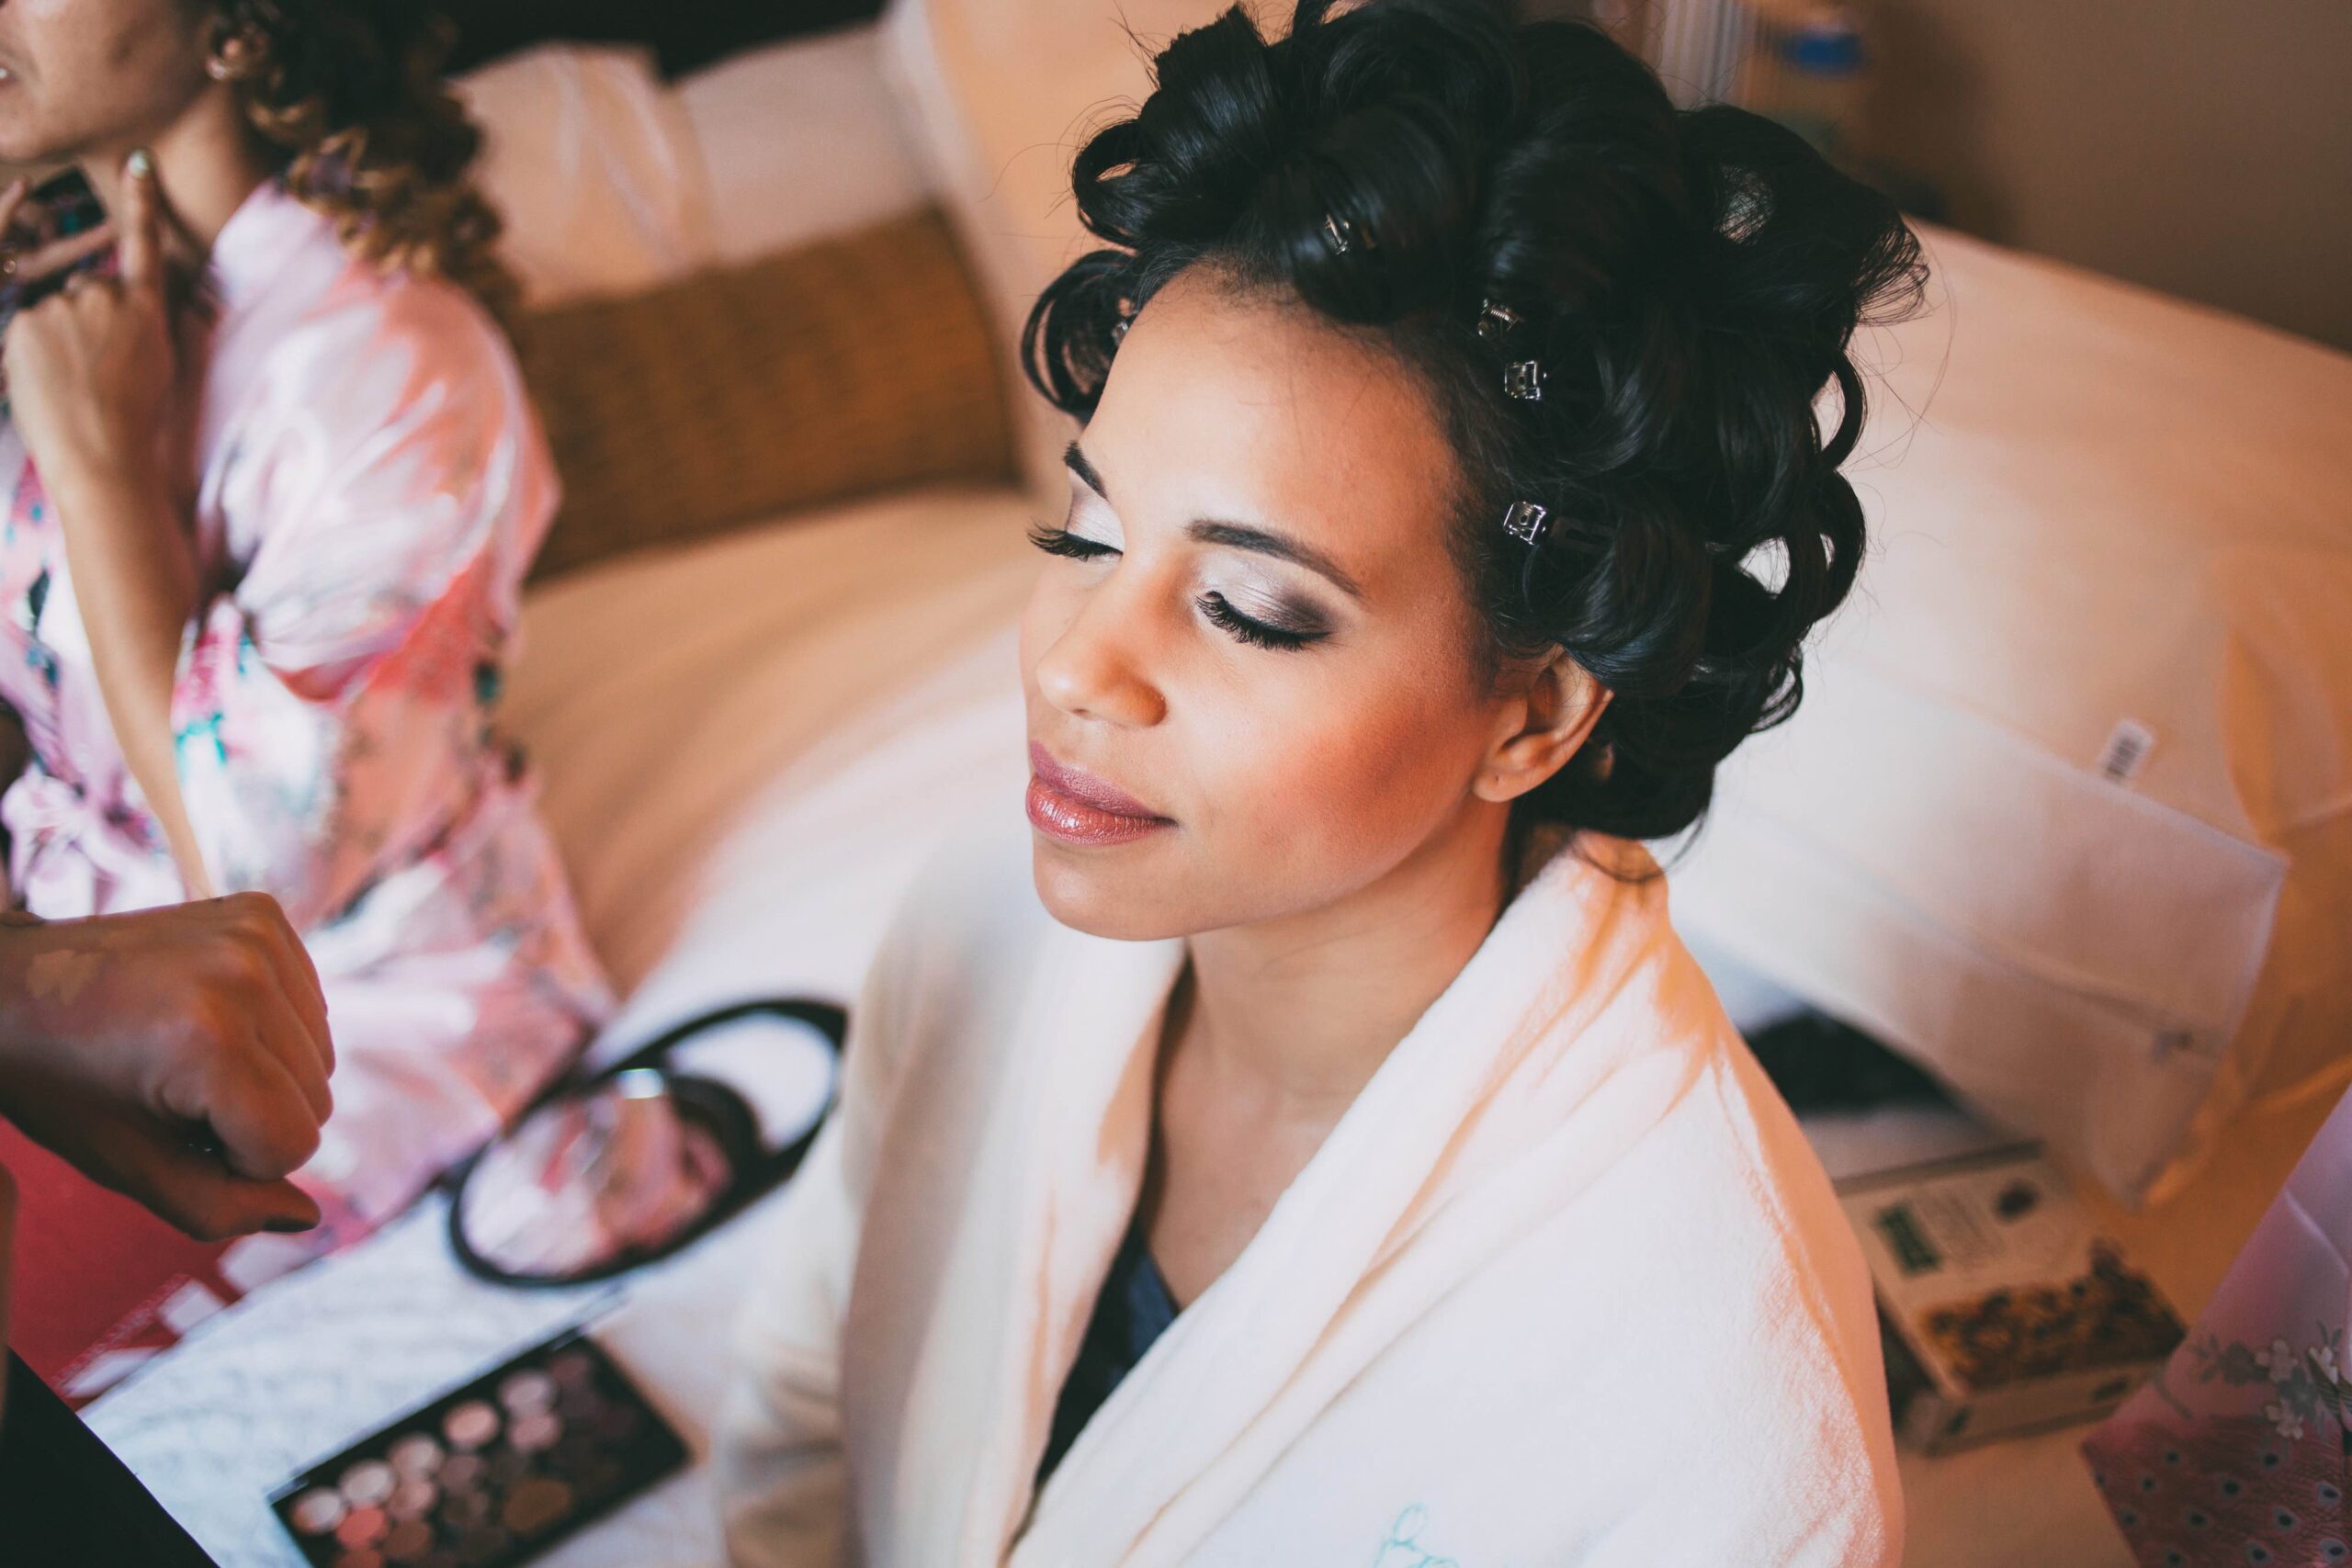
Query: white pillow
1671 220 2352 1204
675 25 933 269
457 44 715 306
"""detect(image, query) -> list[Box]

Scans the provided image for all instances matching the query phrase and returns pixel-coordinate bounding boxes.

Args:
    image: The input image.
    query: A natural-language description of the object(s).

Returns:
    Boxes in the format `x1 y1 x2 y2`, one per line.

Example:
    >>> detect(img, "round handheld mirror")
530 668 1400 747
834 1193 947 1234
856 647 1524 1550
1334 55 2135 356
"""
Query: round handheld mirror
447 1000 843 1287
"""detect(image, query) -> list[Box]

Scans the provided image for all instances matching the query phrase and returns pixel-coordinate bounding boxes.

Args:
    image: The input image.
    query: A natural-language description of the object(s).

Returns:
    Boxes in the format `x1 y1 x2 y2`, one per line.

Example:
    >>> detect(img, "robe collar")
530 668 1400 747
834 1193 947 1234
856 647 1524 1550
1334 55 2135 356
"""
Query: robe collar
202 178 331 317
1001 830 1671 1563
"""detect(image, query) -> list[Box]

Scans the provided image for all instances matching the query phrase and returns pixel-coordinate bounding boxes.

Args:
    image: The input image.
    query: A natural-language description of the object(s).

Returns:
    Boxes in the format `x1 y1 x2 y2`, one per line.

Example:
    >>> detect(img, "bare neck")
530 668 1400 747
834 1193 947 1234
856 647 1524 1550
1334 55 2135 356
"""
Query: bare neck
1176 796 1516 1116
75 82 275 256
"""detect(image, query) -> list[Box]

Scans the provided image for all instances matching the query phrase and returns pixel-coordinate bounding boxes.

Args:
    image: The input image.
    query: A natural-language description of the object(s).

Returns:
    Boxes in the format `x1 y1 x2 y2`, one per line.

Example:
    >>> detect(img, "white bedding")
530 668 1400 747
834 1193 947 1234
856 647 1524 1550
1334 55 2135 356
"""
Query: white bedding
84 496 2329 1566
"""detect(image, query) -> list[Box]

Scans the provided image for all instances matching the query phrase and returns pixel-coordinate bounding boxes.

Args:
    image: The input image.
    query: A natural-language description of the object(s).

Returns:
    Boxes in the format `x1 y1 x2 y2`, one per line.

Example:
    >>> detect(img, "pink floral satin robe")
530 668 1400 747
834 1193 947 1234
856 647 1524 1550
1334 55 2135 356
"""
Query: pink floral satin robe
0 180 613 1240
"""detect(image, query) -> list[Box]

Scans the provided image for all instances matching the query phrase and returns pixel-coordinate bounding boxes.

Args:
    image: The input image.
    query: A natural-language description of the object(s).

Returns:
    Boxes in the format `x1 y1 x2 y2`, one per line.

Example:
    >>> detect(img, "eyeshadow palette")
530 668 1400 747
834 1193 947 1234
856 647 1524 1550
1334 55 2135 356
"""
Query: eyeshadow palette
268 1327 686 1568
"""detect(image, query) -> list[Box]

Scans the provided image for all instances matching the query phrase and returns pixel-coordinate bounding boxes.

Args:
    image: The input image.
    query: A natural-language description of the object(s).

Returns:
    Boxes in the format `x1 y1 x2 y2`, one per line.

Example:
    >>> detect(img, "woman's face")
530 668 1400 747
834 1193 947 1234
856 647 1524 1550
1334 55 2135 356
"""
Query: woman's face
0 0 211 167
1022 270 1580 942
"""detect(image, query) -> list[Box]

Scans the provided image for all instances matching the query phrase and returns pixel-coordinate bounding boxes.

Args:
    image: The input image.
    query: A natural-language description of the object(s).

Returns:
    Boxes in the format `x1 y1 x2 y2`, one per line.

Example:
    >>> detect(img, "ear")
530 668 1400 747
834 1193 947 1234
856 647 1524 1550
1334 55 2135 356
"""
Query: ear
1471 649 1611 806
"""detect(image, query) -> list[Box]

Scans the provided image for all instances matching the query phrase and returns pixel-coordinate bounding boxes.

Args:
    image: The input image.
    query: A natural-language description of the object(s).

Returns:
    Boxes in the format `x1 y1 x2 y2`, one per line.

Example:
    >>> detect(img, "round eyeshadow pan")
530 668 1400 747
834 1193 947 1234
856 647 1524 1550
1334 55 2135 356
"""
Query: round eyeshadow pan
340 1461 396 1508
548 1349 595 1389
388 1434 443 1477
442 1490 492 1529
332 1552 385 1568
291 1487 348 1534
500 1369 557 1416
381 1518 435 1562
510 1411 561 1454
388 1479 437 1520
438 1454 486 1493
443 1400 501 1452
335 1506 390 1549
503 1476 574 1535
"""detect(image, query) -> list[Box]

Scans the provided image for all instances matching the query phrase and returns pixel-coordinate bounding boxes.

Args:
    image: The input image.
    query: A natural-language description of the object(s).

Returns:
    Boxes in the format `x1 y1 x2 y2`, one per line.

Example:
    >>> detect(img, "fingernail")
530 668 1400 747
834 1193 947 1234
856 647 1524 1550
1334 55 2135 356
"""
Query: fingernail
125 149 153 179
265 1214 318 1234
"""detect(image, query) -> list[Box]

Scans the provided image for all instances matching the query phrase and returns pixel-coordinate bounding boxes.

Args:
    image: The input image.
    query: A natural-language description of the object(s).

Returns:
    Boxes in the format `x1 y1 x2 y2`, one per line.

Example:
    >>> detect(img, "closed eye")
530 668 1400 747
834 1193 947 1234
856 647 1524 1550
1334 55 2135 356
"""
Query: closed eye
1027 520 1118 560
1031 519 1324 651
1198 592 1322 651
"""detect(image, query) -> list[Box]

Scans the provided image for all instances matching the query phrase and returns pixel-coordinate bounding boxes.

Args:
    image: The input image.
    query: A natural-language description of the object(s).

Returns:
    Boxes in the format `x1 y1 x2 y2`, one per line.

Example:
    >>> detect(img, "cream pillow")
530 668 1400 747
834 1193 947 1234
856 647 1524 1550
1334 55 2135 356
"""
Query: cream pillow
457 44 715 307
880 0 1231 509
1672 220 2352 1204
677 25 934 268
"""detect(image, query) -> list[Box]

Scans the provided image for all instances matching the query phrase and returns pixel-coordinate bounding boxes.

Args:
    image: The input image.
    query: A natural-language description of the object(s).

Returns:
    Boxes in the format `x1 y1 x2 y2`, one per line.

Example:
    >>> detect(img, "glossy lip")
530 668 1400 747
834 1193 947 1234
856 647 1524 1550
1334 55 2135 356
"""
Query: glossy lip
1026 741 1173 847
1028 742 1162 817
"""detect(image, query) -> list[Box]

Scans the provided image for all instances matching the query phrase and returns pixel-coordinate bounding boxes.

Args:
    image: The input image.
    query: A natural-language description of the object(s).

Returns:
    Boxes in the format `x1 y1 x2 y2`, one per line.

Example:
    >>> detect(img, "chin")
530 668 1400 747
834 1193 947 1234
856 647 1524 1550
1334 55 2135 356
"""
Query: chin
0 128 51 168
0 107 75 171
1029 838 1191 942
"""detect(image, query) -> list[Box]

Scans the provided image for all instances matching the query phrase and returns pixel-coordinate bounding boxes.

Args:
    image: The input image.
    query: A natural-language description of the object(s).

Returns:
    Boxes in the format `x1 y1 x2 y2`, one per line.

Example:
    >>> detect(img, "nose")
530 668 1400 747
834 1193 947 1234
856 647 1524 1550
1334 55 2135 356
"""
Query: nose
1031 576 1169 730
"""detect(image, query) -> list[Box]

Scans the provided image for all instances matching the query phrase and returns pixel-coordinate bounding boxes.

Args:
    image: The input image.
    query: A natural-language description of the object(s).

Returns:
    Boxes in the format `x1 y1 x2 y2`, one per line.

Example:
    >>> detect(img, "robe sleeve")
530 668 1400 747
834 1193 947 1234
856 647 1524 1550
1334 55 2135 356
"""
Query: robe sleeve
716 884 919 1567
164 310 544 928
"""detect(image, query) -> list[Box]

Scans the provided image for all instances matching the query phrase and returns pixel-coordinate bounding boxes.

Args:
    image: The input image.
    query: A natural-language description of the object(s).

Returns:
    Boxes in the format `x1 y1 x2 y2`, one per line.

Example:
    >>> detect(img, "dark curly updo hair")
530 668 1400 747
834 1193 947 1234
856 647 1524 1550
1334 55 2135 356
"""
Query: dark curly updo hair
1023 0 1927 847
207 0 515 321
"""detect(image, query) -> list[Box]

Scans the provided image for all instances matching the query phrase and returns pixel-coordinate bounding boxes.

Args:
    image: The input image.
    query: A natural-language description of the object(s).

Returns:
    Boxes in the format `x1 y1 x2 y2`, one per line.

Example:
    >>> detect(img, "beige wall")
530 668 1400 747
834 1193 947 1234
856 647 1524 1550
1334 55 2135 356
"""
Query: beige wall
1855 0 2352 352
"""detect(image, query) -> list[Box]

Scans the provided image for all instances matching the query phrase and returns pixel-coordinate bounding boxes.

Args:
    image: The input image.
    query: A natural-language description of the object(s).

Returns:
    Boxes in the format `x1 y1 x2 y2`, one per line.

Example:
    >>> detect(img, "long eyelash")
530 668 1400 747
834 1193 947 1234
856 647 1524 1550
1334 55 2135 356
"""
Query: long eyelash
1025 522 1318 650
1198 592 1320 651
1025 519 1118 559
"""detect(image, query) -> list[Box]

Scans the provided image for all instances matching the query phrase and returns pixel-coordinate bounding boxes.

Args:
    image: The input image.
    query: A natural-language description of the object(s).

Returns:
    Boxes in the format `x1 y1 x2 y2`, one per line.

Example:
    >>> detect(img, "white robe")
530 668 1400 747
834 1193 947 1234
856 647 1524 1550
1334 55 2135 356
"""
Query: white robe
716 808 1903 1566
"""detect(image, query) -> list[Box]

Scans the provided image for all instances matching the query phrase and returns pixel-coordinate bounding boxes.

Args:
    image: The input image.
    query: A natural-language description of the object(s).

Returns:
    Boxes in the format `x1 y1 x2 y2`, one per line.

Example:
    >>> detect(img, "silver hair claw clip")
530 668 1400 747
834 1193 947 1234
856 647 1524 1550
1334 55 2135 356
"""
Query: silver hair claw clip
1503 359 1544 400
1502 500 1550 547
1322 212 1354 254
1476 298 1522 344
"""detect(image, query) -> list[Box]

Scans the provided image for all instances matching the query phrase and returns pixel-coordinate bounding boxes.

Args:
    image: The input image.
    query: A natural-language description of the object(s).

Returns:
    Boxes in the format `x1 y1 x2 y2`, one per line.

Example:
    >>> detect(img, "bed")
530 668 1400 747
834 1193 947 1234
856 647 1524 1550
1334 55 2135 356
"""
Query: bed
78 10 2352 1567
79 485 2334 1567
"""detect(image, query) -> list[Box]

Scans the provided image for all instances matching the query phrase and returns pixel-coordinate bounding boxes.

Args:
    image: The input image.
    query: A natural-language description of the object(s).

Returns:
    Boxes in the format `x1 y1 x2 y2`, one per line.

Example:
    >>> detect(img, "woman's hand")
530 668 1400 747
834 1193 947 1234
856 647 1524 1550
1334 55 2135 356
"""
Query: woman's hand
3 152 216 897
1 152 171 494
0 892 334 1240
0 175 118 309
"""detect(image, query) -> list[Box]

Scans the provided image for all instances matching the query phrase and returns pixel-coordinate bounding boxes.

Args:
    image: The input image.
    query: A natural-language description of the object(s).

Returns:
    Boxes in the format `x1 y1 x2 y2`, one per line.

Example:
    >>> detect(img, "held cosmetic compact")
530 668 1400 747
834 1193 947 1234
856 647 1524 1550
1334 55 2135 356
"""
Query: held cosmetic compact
446 998 843 1287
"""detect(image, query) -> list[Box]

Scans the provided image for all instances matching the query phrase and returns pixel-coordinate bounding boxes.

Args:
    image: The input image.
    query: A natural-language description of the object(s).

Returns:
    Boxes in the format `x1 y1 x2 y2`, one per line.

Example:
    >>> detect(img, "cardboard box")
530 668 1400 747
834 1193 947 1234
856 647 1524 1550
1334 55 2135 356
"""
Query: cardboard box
1837 1142 2185 1454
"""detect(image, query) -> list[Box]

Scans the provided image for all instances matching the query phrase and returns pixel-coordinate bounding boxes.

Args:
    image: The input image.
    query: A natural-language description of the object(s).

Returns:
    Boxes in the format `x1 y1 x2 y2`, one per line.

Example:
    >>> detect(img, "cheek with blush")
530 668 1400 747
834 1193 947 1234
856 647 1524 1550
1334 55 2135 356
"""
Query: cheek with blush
1181 641 1492 919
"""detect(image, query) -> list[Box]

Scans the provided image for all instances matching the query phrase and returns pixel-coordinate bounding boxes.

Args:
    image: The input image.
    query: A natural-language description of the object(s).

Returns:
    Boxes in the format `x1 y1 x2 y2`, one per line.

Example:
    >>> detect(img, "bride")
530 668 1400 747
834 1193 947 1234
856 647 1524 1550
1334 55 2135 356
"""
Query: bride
720 2 1927 1562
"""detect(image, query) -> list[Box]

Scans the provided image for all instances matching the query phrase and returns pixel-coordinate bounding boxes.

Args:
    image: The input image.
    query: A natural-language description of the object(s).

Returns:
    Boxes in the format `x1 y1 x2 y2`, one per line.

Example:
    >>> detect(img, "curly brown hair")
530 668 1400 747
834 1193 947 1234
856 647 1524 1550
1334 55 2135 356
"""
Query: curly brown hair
208 0 517 323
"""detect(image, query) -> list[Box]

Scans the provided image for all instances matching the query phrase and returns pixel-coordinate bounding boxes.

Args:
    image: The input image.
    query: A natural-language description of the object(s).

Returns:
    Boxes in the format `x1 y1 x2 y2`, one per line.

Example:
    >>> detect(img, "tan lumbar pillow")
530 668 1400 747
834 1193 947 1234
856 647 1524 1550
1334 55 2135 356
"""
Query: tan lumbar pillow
517 207 1016 585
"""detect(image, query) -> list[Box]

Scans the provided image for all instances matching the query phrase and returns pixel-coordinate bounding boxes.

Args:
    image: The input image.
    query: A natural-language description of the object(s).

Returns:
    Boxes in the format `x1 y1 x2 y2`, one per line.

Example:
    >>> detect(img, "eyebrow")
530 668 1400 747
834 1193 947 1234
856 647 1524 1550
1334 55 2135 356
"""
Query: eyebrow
1063 441 1366 601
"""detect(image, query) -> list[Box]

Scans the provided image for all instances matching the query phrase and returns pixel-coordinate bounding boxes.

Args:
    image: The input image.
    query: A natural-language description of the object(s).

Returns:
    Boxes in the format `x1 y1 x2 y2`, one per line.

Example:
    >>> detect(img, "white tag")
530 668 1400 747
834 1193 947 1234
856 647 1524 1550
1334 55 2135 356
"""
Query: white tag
2097 719 2156 784
218 1230 318 1294
62 1348 157 1401
157 1278 226 1337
